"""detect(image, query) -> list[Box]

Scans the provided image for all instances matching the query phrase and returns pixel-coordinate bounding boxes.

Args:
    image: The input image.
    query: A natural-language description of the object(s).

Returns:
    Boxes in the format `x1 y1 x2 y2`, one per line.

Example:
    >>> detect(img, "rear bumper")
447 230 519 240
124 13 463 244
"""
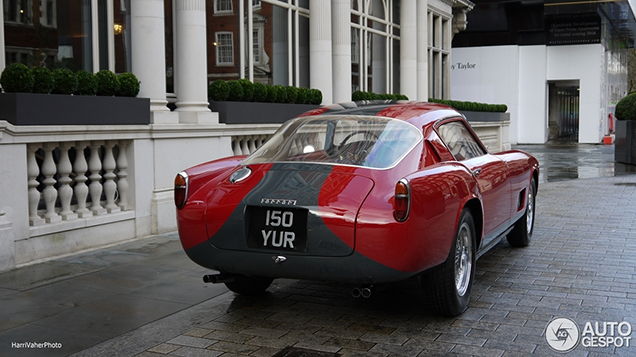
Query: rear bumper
185 241 417 285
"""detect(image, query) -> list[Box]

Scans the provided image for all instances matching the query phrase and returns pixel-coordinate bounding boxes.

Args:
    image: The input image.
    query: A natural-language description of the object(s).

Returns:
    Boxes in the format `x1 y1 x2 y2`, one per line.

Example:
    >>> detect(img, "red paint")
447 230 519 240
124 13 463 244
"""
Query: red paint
175 101 540 279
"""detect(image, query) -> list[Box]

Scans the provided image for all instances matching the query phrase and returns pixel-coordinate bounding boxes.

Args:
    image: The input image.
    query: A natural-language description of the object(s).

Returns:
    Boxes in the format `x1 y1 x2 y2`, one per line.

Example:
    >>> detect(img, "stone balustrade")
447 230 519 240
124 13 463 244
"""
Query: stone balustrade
232 135 272 156
27 141 131 227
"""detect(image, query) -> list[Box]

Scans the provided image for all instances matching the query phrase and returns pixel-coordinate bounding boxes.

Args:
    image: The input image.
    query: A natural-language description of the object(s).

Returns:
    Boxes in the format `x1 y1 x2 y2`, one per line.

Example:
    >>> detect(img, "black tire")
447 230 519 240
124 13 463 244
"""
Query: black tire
506 177 536 248
420 209 476 317
225 275 273 295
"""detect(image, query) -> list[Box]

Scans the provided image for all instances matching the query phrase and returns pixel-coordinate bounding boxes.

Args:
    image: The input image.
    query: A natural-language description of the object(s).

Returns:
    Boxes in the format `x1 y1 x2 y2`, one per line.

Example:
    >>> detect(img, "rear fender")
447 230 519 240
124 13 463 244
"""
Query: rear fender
404 162 481 271
184 156 247 197
354 163 480 274
177 156 247 251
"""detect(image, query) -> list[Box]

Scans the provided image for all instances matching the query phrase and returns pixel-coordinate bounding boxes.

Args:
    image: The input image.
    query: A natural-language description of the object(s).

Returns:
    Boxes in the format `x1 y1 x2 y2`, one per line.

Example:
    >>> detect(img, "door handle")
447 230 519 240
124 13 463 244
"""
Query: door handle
472 168 482 177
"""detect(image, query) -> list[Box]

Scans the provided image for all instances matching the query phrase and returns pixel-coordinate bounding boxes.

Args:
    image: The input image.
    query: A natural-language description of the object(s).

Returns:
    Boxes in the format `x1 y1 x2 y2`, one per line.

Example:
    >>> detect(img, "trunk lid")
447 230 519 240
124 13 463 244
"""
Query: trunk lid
207 163 374 257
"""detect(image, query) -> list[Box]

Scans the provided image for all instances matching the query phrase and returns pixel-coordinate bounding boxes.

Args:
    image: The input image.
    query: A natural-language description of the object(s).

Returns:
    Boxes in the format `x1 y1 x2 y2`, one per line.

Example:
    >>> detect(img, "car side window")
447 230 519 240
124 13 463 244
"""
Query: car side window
436 121 486 161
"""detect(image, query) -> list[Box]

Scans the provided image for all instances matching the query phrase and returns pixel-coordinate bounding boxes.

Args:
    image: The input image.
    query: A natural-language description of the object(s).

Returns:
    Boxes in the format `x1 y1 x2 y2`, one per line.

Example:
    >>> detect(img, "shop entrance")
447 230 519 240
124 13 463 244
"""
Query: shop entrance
548 81 580 142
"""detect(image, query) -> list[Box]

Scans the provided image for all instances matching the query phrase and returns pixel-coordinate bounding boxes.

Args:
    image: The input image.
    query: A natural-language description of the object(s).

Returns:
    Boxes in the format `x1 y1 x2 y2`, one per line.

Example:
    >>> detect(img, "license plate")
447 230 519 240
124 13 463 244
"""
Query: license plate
247 206 308 252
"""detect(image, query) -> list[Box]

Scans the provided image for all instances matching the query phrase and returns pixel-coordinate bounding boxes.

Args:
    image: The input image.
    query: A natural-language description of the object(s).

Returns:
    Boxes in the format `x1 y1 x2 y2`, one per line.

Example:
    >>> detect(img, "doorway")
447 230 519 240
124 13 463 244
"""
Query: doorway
548 81 580 142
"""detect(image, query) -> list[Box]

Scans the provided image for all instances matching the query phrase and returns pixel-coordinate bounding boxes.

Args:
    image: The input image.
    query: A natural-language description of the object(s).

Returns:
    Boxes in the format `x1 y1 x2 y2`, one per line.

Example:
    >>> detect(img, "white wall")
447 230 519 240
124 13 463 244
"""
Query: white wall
453 43 607 144
546 44 603 143
518 46 548 144
451 46 521 144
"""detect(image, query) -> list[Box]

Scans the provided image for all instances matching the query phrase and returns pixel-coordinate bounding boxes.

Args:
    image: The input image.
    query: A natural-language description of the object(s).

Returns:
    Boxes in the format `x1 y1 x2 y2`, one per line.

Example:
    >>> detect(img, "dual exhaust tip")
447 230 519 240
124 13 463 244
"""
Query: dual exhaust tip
351 286 372 299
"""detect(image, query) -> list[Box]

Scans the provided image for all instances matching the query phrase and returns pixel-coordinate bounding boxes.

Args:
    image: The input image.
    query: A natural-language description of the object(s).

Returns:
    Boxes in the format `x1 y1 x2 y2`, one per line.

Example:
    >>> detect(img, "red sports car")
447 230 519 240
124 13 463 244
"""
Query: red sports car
174 101 539 316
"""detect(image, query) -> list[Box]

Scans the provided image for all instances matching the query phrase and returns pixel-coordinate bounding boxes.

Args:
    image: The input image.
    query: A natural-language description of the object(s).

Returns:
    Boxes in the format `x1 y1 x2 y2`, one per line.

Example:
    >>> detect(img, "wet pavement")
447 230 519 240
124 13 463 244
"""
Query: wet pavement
0 143 635 356
515 143 636 183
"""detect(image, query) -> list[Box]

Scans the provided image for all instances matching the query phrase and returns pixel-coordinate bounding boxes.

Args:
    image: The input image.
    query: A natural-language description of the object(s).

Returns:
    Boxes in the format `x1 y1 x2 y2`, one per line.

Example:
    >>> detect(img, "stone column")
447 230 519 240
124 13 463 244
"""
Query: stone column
131 0 177 123
417 0 428 101
400 0 417 100
175 0 217 124
331 0 351 104
0 0 5 71
310 0 333 104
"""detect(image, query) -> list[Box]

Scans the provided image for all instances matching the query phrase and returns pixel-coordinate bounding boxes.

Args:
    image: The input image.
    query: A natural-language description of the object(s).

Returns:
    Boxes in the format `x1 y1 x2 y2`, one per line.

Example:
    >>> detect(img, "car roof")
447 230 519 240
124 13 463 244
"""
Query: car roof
304 101 462 128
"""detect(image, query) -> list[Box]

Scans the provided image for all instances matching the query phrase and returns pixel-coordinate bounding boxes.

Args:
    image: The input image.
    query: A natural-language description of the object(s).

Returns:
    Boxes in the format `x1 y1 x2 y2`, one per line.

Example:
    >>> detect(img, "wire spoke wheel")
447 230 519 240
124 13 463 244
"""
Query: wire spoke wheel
420 209 476 316
526 183 535 235
454 222 473 297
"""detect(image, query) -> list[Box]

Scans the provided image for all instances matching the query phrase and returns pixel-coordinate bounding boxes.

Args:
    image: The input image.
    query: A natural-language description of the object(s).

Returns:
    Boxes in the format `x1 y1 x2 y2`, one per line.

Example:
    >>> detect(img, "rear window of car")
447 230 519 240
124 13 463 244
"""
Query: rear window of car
241 115 422 169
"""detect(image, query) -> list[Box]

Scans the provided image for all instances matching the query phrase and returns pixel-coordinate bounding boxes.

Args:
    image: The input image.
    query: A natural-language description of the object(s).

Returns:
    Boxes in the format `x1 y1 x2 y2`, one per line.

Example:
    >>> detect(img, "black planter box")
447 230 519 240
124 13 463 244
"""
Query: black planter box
615 120 636 165
0 92 150 125
460 111 510 122
209 101 320 124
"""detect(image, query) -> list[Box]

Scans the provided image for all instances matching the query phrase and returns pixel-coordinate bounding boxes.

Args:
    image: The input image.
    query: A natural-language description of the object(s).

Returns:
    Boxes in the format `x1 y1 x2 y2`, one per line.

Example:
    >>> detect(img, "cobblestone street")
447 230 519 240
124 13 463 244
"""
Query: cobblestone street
70 174 636 357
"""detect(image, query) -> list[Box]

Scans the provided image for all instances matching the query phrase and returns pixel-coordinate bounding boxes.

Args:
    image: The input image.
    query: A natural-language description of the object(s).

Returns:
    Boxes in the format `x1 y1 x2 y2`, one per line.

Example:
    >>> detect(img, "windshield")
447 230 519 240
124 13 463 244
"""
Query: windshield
242 115 422 169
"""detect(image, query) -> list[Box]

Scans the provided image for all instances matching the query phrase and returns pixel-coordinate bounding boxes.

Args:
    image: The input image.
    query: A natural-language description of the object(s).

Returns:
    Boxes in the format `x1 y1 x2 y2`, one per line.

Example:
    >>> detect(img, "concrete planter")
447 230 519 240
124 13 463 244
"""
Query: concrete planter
460 111 510 122
209 101 320 124
0 92 150 125
615 120 636 165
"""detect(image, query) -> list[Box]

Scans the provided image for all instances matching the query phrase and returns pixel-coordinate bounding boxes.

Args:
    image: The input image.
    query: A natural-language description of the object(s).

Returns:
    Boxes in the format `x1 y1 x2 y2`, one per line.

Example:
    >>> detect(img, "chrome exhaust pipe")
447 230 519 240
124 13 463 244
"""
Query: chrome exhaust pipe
351 285 373 298
351 287 362 298
361 287 372 298
202 274 235 284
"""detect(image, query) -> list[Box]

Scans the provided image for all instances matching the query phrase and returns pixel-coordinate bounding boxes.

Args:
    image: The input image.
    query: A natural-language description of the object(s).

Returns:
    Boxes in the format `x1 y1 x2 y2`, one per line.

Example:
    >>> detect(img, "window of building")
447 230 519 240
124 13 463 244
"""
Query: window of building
351 0 401 94
4 0 32 24
45 0 55 26
242 0 310 87
428 10 451 99
351 28 359 64
252 28 261 65
2 0 117 72
214 0 232 14
216 32 234 65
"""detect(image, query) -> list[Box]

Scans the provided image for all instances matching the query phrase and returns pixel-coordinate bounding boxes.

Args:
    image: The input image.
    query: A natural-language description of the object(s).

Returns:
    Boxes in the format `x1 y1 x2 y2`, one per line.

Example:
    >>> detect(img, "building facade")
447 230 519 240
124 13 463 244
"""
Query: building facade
451 0 636 144
1 0 482 272
2 0 475 114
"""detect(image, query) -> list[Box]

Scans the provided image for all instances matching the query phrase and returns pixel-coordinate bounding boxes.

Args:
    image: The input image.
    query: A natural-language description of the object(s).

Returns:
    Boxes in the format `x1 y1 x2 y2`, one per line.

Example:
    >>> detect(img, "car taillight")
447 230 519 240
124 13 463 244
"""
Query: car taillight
174 171 189 209
393 178 411 222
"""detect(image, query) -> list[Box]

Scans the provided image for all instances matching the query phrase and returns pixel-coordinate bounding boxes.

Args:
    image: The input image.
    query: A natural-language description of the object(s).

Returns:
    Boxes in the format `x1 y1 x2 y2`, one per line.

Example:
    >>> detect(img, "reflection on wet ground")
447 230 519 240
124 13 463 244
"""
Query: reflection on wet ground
513 142 636 183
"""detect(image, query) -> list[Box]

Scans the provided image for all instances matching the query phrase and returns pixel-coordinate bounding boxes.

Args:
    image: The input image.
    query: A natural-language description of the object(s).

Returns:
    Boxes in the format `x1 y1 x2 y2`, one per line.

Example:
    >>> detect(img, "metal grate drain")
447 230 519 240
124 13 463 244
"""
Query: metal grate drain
272 346 340 357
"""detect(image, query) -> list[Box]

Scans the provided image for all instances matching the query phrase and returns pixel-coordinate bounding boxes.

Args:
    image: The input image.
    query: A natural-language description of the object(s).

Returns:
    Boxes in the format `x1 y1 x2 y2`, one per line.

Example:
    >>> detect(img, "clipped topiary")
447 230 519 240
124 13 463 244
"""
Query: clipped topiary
226 80 244 101
615 93 636 121
265 84 279 102
295 87 309 104
252 82 267 102
75 70 97 96
95 69 120 96
352 90 365 101
52 68 78 95
1 63 34 93
309 88 322 105
209 80 229 101
30 66 54 94
284 86 297 104
117 72 140 97
274 84 287 103
238 78 254 101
